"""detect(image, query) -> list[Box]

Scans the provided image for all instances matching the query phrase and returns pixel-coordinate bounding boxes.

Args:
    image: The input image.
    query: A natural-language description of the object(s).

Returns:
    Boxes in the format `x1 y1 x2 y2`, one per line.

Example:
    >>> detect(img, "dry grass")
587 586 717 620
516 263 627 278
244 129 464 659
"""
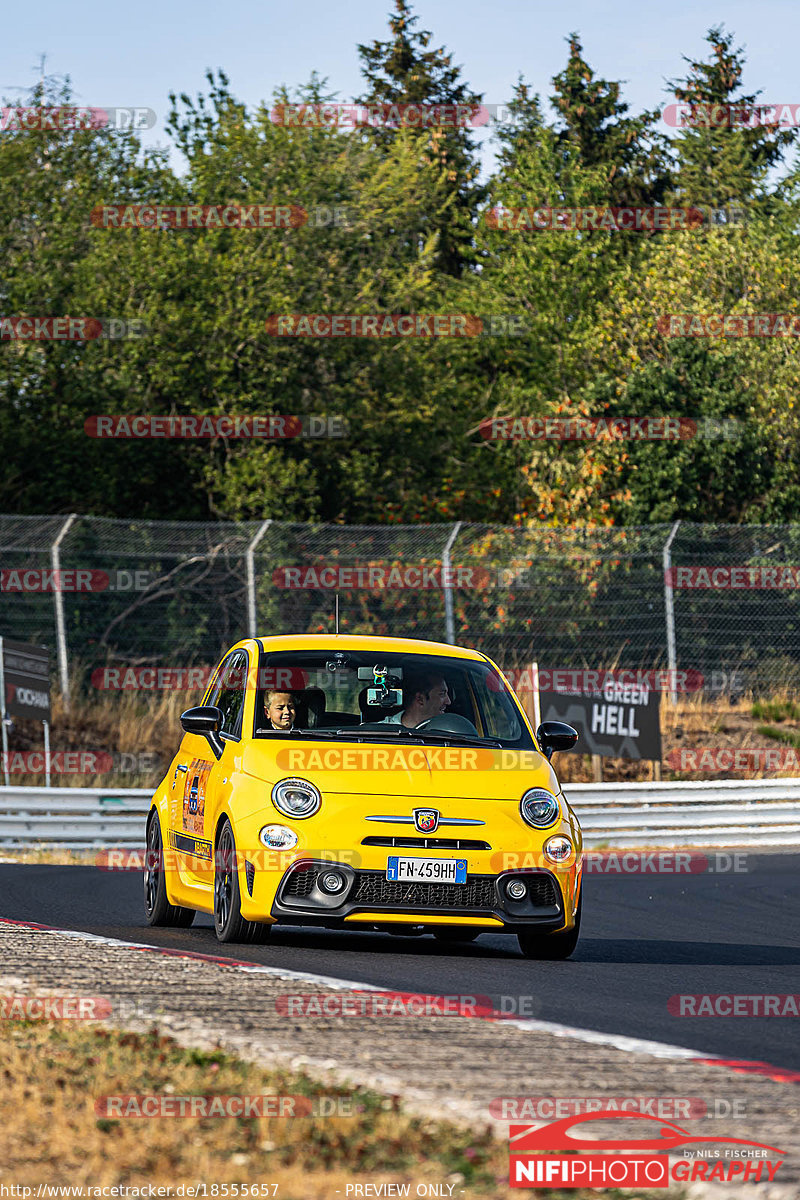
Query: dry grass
6 690 187 789
0 1021 647 1197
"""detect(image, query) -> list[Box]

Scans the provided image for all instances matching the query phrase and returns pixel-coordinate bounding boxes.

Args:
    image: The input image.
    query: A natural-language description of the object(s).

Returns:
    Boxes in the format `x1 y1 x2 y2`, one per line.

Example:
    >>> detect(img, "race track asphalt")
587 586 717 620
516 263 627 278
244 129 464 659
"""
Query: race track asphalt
1 853 798 1071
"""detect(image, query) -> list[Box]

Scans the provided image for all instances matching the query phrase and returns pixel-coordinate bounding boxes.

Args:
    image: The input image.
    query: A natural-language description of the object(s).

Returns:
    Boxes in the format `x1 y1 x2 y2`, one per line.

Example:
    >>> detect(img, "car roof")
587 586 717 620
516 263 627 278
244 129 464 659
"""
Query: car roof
255 633 487 661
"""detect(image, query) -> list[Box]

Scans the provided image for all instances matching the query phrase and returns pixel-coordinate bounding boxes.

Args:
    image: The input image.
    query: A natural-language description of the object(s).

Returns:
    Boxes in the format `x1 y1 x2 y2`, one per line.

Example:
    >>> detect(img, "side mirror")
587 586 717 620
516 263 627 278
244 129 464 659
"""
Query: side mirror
180 705 224 759
536 721 578 761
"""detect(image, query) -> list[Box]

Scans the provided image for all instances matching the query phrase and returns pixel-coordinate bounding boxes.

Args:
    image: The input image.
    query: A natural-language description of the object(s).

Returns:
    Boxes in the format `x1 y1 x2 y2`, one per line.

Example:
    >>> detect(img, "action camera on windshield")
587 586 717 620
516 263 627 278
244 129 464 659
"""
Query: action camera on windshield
358 664 403 708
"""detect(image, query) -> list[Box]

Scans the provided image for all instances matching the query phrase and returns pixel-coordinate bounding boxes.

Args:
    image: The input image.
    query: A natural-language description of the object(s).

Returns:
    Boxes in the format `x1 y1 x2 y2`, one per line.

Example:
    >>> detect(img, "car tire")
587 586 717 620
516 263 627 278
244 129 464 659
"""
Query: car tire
213 819 272 944
144 810 196 927
517 890 581 960
432 928 480 944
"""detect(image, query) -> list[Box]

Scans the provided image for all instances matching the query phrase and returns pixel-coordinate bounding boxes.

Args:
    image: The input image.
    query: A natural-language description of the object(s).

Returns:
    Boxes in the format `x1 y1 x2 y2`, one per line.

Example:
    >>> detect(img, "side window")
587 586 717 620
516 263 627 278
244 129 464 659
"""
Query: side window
209 651 248 739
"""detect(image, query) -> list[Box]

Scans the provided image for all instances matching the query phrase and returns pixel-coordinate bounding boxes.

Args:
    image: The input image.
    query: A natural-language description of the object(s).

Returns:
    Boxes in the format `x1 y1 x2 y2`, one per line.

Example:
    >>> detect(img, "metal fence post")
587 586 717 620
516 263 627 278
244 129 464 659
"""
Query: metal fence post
442 522 463 644
246 520 272 639
52 513 77 710
0 636 8 787
663 520 681 705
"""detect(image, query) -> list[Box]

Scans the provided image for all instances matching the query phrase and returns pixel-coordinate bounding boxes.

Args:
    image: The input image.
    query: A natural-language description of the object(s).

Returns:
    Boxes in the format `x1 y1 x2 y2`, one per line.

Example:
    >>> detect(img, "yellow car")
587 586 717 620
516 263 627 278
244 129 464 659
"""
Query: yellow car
144 634 582 958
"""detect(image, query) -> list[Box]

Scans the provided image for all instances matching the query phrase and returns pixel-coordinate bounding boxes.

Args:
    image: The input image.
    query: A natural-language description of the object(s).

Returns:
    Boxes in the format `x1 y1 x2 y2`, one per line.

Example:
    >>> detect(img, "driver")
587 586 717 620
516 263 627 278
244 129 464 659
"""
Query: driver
379 671 451 728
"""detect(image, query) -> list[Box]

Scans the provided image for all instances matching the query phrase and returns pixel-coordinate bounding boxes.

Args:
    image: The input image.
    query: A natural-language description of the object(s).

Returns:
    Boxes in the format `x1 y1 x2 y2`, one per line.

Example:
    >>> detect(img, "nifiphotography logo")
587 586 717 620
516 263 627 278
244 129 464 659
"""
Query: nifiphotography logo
508 1110 785 1188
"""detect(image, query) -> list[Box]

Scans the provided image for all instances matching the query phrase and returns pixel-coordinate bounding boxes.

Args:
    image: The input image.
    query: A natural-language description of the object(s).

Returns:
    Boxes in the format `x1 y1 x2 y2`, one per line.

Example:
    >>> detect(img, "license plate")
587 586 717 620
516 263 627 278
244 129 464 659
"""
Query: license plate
386 856 467 884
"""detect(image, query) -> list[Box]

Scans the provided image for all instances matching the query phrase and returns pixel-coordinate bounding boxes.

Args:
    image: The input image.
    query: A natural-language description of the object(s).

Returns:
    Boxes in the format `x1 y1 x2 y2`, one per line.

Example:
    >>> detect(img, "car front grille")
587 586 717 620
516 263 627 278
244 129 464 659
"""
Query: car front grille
525 874 560 906
353 871 497 910
282 866 561 912
361 835 491 851
285 868 318 898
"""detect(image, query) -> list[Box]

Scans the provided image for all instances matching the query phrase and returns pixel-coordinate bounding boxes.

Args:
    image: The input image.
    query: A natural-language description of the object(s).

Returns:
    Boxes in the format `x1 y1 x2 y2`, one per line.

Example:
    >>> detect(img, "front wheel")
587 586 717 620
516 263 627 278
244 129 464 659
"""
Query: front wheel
214 820 272 944
517 890 581 960
144 810 195 927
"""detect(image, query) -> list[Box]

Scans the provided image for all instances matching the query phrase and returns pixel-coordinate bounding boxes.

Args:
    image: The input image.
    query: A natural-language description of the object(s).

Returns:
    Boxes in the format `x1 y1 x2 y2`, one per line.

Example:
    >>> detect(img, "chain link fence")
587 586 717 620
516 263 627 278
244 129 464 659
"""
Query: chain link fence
2 514 800 698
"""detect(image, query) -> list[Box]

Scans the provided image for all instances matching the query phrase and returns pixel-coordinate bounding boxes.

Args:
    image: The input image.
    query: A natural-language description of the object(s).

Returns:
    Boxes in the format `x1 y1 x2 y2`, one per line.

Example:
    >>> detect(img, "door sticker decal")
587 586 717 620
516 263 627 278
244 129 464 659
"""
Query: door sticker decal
182 758 212 834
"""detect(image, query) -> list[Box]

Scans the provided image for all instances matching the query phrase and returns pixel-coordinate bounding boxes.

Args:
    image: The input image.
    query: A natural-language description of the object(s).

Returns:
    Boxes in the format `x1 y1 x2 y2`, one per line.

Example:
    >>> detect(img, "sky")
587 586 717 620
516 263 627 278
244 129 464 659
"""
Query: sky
1 0 799 175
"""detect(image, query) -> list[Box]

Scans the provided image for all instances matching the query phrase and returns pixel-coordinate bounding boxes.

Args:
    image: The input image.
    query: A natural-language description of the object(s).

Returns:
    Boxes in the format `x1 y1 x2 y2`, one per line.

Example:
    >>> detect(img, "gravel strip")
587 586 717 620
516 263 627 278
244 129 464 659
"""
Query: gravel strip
1 923 798 1199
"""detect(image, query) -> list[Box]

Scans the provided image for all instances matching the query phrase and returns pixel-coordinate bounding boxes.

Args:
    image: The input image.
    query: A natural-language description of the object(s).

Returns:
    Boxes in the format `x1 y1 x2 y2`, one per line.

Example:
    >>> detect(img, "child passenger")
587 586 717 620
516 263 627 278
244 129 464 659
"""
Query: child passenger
264 691 296 730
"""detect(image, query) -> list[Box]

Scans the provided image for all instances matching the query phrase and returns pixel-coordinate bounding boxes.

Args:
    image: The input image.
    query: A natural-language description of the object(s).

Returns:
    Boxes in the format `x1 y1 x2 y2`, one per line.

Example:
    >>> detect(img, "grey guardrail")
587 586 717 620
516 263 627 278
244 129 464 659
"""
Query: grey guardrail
564 778 800 846
1 780 799 849
0 788 152 849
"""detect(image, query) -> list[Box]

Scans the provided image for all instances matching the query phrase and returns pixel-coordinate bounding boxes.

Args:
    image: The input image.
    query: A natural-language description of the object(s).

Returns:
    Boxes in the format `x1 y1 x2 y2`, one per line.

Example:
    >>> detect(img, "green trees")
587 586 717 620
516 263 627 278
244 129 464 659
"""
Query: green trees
550 34 671 207
2 13 799 529
667 27 797 210
357 0 485 277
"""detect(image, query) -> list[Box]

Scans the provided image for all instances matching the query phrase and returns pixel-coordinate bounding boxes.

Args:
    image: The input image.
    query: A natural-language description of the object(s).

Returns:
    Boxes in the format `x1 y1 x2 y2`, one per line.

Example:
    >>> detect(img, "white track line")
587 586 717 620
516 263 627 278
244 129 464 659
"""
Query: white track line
3 917 729 1065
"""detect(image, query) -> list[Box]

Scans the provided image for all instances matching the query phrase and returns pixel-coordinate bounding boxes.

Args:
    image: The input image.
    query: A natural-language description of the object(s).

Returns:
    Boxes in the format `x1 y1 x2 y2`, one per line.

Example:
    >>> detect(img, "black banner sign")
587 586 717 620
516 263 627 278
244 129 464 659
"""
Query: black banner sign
2 640 51 721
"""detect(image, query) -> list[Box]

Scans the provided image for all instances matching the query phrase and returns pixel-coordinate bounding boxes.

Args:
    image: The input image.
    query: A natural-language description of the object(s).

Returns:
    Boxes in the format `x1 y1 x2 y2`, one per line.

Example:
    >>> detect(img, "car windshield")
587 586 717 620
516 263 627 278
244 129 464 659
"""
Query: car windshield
253 649 533 748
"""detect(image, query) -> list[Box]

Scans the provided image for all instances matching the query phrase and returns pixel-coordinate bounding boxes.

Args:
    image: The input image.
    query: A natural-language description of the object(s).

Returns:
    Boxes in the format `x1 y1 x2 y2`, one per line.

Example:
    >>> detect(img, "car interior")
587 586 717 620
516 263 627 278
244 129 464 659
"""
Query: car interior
252 654 526 742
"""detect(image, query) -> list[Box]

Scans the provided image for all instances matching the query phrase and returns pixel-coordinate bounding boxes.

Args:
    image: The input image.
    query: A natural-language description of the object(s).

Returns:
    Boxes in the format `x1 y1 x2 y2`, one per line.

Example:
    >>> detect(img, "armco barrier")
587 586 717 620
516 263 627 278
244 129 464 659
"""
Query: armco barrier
1 780 799 849
565 778 800 846
0 788 151 848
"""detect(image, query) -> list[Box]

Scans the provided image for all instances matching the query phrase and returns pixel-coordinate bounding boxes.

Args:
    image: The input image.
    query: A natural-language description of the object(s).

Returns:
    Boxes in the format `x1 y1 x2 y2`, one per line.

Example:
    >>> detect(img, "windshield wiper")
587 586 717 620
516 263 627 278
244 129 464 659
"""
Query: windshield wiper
327 726 504 749
327 726 424 740
256 728 344 739
411 731 504 749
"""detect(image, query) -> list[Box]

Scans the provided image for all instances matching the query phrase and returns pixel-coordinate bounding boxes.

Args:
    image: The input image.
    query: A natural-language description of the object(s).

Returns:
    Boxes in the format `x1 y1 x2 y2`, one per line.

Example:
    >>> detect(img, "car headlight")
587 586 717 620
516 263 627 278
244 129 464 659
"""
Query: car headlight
271 777 321 819
544 835 573 863
520 788 560 828
259 824 299 849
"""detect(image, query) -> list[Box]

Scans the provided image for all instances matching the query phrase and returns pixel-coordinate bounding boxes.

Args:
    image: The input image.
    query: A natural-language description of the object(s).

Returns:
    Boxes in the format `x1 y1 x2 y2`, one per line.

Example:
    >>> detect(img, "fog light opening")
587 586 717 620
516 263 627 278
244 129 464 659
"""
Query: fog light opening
319 870 347 895
506 878 528 901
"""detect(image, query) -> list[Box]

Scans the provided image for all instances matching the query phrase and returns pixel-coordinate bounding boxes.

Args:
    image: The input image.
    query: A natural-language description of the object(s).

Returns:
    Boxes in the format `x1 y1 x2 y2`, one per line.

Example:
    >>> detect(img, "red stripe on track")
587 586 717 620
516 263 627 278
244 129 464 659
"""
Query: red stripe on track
692 1057 800 1084
2 917 799 1082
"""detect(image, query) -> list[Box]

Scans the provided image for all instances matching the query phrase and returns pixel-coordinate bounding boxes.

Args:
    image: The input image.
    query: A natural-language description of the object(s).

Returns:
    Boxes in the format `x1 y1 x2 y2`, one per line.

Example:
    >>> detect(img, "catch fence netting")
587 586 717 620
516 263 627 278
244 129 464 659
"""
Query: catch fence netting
2 515 800 697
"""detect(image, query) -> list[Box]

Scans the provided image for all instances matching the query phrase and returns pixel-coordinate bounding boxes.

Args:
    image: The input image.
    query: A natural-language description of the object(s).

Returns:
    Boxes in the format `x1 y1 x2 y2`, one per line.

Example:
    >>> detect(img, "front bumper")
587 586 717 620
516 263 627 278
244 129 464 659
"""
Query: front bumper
268 859 567 932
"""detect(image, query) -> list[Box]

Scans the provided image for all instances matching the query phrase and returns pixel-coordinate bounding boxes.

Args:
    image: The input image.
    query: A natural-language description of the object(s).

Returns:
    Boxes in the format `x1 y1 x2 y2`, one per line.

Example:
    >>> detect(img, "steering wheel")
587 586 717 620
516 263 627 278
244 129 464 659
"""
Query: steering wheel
415 713 480 736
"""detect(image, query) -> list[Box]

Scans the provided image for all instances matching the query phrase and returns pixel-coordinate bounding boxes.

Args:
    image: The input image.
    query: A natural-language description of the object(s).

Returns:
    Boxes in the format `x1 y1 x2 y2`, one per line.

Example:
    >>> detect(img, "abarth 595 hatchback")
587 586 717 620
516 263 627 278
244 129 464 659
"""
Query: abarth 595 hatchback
144 634 582 957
